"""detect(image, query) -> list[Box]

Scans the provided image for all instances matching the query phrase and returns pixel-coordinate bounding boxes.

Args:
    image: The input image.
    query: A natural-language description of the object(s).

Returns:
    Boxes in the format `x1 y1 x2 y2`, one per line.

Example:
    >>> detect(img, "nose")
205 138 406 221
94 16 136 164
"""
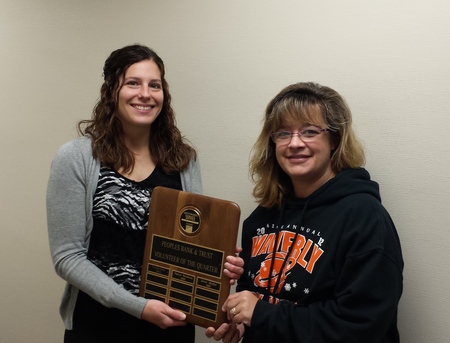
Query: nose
287 133 305 148
138 85 151 99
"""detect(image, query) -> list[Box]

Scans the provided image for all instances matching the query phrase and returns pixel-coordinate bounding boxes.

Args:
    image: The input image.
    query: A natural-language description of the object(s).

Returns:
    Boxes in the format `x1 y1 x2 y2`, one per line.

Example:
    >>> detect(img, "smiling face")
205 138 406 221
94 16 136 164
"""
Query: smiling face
116 59 163 133
274 112 336 198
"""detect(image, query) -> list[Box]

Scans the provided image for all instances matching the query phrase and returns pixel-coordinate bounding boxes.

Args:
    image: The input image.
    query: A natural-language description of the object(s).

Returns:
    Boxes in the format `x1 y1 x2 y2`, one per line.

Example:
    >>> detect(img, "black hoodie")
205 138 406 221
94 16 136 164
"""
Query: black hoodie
237 168 403 343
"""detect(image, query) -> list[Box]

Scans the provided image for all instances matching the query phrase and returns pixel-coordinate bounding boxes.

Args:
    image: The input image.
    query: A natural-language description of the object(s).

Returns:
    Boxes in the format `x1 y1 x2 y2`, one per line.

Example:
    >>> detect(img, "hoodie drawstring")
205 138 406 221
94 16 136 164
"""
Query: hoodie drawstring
265 198 310 299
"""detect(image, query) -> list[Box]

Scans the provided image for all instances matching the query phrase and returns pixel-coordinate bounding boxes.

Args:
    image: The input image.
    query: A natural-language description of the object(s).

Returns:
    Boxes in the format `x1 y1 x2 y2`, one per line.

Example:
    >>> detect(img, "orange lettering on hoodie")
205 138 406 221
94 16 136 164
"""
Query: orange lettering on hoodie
306 244 324 273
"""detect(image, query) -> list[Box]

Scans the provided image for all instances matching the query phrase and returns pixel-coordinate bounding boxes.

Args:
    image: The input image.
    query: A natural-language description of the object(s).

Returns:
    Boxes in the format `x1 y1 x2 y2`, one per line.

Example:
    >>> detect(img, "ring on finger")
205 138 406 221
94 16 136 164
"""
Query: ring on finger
230 307 237 315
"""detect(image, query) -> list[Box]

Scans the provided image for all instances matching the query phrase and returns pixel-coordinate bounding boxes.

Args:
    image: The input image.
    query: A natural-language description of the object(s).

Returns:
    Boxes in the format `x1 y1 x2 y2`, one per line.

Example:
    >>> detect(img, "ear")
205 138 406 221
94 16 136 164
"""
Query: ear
329 132 340 151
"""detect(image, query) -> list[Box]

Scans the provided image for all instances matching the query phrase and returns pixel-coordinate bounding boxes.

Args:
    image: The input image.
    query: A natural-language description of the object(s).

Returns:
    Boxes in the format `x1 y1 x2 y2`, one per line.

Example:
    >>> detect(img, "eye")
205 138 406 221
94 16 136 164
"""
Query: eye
149 82 162 90
301 128 320 137
125 80 140 87
277 131 292 139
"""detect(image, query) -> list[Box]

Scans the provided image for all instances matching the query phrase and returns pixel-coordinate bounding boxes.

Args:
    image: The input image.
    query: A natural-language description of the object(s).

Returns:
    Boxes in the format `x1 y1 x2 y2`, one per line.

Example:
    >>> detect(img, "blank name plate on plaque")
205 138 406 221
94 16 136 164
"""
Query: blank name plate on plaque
139 186 240 329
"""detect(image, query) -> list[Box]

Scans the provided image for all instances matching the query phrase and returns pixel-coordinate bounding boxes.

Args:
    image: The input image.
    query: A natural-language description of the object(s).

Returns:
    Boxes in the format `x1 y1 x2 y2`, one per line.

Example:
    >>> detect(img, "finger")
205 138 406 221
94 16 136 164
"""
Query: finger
222 297 231 312
205 323 230 341
164 318 188 328
227 304 240 321
226 292 240 303
205 327 215 338
229 278 236 286
224 260 244 279
223 268 241 283
226 255 244 268
231 327 241 343
164 307 187 321
155 314 188 329
221 323 238 342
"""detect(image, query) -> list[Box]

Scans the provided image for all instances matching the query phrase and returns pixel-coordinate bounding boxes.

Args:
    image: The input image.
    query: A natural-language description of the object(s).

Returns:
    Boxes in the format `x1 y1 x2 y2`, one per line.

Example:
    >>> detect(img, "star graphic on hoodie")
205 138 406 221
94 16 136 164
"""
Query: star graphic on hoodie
260 261 267 270
304 288 310 294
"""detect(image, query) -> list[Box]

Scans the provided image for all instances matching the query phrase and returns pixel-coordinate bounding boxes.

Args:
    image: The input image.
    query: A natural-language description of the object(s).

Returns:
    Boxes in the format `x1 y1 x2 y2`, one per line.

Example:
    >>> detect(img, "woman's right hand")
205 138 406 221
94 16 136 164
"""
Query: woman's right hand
141 299 188 329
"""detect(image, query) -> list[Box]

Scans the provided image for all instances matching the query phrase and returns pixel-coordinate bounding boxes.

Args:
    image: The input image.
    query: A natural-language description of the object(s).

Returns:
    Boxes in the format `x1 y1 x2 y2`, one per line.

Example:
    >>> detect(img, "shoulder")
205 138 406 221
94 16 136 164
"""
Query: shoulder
331 191 391 233
340 191 381 209
338 192 388 222
244 205 277 225
334 193 398 252
56 136 92 157
180 156 203 194
50 136 96 172
187 156 201 173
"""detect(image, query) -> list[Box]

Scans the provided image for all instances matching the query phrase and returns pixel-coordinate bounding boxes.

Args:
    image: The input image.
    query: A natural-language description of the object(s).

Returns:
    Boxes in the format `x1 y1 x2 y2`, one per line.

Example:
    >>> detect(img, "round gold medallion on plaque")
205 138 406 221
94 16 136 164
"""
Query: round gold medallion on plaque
179 207 201 235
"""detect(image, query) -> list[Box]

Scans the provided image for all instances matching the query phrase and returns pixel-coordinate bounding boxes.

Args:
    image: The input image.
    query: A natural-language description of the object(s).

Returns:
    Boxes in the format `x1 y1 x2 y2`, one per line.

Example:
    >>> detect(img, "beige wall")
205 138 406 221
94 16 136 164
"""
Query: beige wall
1 1 449 342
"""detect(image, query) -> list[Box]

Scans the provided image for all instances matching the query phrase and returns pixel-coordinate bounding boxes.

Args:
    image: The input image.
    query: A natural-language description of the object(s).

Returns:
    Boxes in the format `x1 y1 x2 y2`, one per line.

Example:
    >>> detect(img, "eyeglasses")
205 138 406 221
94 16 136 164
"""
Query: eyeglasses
270 127 329 144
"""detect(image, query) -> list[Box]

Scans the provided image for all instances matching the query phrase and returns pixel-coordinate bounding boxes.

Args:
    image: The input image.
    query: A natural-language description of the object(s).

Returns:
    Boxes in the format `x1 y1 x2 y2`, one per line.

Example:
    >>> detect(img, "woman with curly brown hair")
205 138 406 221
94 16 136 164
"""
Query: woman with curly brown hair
47 44 243 343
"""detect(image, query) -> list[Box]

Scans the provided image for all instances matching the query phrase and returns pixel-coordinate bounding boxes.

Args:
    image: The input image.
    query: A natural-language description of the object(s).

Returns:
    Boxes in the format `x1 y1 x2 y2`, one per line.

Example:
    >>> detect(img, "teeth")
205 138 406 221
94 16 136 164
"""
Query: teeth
134 105 151 110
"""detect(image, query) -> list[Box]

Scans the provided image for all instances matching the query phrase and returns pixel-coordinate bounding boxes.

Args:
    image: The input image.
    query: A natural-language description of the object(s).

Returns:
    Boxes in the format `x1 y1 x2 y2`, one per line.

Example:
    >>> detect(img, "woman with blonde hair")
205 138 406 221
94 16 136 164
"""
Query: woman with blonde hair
208 82 403 343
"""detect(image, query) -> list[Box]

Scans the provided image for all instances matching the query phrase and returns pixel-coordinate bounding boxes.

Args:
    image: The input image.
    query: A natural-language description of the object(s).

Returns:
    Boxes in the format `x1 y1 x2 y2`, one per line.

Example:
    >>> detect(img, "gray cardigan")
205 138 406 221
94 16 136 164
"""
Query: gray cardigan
46 136 202 329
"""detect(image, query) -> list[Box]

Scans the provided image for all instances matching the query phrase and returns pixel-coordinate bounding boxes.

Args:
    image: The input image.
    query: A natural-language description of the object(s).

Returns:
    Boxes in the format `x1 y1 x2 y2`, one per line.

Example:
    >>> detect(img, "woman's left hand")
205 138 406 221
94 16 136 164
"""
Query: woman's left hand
223 291 258 327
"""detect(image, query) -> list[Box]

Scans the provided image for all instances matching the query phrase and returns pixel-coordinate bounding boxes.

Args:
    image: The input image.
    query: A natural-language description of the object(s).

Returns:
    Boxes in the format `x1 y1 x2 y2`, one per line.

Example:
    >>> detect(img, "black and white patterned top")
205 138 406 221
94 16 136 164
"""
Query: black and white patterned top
88 165 182 295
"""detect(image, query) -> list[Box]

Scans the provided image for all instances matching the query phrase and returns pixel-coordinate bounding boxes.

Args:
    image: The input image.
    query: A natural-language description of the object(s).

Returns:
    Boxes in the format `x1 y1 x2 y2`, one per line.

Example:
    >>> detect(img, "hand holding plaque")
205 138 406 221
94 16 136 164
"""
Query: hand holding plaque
139 186 240 328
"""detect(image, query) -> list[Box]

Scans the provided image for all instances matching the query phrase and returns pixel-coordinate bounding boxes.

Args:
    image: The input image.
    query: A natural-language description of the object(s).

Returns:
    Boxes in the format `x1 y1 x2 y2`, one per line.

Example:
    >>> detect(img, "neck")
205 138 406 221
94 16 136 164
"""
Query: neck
123 130 150 155
292 170 335 198
119 133 156 182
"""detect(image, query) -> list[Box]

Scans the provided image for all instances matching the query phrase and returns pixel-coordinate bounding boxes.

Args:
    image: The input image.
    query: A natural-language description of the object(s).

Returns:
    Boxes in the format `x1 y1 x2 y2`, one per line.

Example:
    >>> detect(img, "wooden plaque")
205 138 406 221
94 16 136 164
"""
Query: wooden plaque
139 186 240 329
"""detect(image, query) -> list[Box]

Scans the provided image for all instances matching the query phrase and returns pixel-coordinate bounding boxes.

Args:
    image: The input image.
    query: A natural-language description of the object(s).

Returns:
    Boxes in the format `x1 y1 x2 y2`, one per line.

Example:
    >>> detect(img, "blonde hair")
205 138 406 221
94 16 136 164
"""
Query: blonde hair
250 82 365 208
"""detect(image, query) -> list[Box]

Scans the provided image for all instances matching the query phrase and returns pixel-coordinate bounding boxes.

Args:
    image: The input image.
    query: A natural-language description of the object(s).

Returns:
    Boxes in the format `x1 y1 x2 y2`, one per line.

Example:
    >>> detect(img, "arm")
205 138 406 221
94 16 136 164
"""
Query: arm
46 140 148 318
47 141 189 328
230 203 403 342
246 250 402 342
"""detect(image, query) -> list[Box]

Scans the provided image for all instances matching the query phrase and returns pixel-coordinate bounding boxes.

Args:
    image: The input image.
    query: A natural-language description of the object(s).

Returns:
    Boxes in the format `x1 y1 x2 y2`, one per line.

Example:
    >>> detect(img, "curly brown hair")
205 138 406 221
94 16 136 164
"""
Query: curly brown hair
250 82 365 208
78 44 196 174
